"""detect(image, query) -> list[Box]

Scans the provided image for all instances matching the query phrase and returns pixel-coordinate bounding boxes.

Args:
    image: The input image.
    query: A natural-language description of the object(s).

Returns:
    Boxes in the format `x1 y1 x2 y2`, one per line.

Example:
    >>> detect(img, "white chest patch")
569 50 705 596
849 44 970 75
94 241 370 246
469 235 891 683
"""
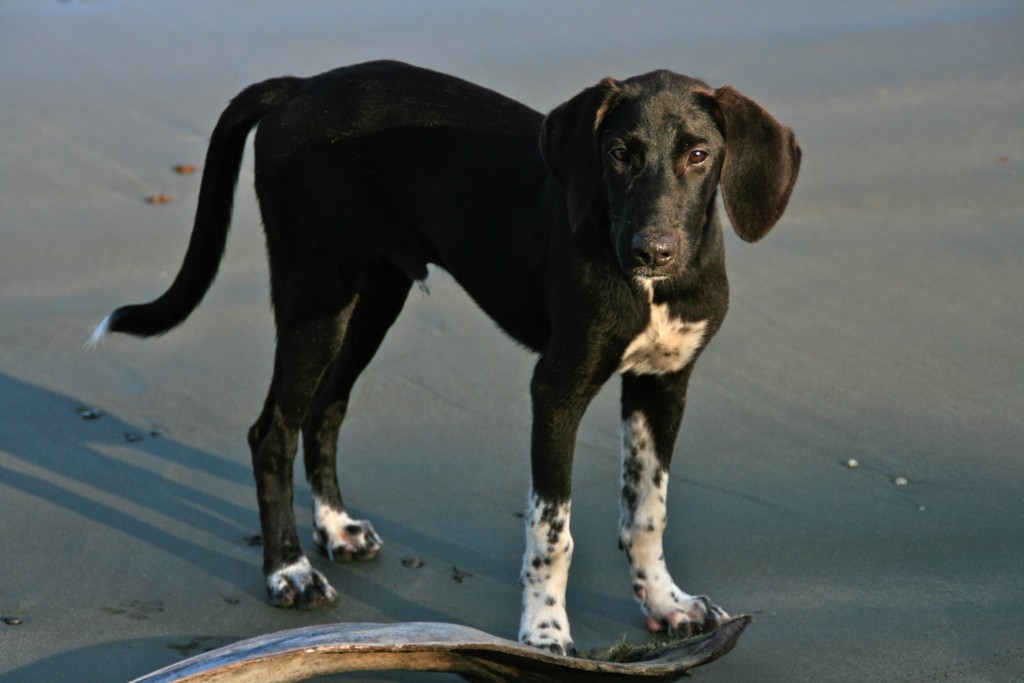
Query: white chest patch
618 302 707 376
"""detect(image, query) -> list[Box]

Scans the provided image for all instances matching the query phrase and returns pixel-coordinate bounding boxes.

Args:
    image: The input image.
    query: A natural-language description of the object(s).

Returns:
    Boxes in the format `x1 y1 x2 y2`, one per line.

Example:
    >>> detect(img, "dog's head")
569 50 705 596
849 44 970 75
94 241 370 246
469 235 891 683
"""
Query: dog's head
541 71 801 282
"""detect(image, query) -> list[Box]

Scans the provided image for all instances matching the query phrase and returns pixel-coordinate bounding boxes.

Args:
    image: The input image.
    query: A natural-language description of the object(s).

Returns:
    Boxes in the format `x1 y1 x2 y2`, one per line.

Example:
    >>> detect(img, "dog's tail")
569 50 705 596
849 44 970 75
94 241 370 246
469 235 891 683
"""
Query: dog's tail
88 76 303 346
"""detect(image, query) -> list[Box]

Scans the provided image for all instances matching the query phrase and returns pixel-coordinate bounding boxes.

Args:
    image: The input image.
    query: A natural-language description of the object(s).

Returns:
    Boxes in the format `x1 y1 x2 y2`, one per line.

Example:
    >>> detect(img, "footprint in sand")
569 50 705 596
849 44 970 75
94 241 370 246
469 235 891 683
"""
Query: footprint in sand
101 599 165 620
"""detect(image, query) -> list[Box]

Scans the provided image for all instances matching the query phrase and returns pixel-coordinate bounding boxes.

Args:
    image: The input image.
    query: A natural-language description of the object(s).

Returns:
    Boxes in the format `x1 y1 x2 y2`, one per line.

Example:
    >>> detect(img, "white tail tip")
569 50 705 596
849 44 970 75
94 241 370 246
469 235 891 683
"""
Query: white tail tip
85 313 113 350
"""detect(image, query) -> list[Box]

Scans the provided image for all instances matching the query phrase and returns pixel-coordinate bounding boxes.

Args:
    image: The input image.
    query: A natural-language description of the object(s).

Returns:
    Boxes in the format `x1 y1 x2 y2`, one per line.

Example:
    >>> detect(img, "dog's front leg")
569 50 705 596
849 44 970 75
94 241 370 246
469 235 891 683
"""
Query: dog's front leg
518 356 605 656
520 490 574 655
619 370 729 637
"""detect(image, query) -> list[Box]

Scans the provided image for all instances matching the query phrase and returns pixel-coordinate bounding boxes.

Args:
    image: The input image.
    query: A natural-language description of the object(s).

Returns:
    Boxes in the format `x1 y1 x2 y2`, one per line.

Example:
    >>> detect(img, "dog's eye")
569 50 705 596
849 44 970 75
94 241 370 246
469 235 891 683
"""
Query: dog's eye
609 147 631 163
688 149 709 165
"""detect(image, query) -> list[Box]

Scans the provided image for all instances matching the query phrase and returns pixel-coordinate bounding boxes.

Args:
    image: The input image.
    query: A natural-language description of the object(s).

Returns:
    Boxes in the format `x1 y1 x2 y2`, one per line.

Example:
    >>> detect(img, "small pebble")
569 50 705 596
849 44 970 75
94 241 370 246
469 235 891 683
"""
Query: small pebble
2 616 23 626
894 476 909 487
452 566 472 583
146 193 174 205
77 407 101 420
845 458 859 469
174 163 196 174
401 556 424 569
124 432 144 443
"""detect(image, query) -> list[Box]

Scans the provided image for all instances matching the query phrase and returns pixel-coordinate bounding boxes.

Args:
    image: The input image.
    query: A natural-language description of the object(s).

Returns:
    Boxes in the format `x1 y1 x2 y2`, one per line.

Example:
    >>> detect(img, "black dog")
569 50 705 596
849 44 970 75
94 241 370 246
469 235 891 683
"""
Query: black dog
91 60 800 655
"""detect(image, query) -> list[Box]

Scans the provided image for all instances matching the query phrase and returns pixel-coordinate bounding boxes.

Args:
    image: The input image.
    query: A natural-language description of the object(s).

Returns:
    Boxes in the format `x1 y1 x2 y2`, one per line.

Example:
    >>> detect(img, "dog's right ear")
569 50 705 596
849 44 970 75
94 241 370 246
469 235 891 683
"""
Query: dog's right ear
540 77 621 231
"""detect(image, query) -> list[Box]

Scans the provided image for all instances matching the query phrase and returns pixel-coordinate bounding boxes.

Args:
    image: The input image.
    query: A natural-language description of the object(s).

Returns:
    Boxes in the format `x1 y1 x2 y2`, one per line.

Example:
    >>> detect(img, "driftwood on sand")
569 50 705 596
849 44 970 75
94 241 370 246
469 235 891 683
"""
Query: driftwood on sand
131 617 751 683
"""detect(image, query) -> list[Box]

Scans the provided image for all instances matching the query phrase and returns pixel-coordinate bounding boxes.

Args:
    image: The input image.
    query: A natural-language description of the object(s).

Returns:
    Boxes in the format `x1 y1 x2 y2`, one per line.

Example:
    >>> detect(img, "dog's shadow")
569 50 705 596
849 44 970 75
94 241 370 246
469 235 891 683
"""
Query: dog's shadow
0 372 549 616
0 372 259 582
0 372 513 678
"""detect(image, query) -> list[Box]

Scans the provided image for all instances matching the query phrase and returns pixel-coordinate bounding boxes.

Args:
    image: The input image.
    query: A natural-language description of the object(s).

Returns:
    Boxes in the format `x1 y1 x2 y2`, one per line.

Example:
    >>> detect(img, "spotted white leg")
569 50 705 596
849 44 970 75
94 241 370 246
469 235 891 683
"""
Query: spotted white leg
619 411 728 636
518 492 576 656
312 496 382 562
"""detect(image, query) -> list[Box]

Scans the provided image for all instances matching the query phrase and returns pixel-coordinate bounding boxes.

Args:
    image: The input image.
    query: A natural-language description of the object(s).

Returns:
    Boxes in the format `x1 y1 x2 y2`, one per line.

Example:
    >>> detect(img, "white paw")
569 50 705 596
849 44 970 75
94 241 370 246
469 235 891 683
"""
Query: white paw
635 581 728 637
519 603 576 657
312 499 382 562
265 557 337 609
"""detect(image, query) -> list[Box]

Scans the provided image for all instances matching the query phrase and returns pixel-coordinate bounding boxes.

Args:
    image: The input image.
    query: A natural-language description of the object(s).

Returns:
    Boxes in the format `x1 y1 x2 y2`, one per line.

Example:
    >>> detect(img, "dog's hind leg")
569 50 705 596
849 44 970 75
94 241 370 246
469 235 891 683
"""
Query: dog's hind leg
249 300 357 609
302 262 414 563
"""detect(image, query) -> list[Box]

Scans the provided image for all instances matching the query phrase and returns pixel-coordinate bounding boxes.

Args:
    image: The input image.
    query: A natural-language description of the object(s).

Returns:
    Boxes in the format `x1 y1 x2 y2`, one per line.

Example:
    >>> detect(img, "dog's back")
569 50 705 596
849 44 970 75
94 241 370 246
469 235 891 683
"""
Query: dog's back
254 61 556 348
256 60 542 148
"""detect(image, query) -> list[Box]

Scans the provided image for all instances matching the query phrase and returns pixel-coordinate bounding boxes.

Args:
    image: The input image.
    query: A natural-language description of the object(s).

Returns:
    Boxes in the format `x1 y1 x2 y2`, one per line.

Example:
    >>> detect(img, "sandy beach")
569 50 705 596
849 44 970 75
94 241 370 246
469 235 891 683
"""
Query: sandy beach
1 1 1022 681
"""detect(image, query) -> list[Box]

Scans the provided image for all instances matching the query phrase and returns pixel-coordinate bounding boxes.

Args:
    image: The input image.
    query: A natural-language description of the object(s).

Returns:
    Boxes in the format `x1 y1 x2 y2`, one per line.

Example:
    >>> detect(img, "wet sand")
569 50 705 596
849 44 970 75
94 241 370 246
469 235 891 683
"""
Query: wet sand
1 2 1022 681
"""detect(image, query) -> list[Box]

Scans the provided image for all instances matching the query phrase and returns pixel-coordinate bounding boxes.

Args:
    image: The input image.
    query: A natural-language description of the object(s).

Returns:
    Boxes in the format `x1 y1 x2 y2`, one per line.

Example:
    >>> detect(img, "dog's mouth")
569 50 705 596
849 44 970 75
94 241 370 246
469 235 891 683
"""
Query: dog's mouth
618 249 677 281
630 268 672 282
626 264 675 280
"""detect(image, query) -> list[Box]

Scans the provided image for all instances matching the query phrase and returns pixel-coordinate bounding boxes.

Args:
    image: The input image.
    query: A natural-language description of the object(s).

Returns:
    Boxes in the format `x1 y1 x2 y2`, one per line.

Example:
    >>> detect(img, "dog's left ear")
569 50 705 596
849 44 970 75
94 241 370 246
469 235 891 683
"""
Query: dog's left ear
713 85 802 243
541 77 621 231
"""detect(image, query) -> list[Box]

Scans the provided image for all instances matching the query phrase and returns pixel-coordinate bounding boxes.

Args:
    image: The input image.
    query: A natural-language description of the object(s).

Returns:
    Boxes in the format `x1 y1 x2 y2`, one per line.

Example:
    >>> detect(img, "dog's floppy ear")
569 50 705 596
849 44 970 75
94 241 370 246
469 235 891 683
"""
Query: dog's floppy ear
540 77 621 230
713 85 802 243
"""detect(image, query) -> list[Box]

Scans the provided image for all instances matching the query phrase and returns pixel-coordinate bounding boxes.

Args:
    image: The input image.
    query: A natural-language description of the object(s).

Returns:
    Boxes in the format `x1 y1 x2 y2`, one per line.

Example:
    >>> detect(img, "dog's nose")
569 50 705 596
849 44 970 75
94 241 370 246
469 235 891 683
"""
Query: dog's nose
631 230 678 270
